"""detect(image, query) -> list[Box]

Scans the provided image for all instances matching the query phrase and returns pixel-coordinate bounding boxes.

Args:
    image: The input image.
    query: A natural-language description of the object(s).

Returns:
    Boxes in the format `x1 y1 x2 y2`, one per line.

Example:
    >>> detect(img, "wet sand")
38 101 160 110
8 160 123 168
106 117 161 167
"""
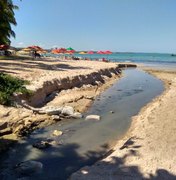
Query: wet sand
70 68 176 180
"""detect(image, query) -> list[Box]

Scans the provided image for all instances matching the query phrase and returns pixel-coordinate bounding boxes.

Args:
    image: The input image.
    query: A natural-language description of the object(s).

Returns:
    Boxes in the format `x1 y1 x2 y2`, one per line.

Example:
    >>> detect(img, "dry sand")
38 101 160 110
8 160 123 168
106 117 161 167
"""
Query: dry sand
0 58 119 90
70 69 176 180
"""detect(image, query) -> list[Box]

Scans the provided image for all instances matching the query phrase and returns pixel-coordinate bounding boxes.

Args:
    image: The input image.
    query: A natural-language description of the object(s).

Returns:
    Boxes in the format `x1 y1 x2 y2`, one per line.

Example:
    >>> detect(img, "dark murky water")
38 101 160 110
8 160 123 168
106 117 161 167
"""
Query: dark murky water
0 69 164 180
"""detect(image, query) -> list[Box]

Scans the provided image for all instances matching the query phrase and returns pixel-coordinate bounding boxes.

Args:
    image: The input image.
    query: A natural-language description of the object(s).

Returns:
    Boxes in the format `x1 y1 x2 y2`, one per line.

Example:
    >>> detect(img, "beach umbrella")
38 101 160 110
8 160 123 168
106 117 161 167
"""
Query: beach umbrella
51 48 67 54
51 49 58 54
28 46 37 50
79 51 87 54
104 50 112 54
28 46 44 51
57 48 67 53
66 47 76 54
69 50 76 53
0 44 9 50
65 50 75 56
87 51 94 54
97 51 105 54
22 48 31 52
66 47 74 51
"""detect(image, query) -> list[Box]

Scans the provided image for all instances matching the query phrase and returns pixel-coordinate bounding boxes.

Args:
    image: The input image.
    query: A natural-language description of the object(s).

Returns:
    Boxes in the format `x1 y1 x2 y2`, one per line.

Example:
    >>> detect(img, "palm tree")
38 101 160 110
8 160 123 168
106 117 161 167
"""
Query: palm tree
0 0 18 45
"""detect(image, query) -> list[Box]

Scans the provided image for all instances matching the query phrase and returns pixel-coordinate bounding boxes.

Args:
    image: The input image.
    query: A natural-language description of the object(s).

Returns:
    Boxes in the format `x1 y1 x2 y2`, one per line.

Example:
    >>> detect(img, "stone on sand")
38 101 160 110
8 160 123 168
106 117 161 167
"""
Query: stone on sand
85 115 101 121
52 130 63 136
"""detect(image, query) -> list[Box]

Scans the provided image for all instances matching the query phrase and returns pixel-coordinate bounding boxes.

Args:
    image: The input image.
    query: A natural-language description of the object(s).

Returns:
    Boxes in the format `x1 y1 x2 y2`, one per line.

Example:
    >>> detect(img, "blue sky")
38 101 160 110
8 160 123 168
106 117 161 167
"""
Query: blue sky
11 0 176 53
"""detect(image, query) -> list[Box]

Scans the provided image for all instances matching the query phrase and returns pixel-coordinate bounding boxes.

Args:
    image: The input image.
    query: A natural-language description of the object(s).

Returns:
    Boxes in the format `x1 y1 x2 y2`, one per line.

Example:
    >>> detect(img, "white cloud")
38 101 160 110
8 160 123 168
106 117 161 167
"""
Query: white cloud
16 42 25 47
18 42 24 45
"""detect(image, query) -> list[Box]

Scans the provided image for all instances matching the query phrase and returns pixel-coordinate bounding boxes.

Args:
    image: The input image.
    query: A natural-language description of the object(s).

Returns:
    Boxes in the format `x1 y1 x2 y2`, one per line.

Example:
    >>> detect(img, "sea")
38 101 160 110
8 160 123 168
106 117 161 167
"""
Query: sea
46 52 176 69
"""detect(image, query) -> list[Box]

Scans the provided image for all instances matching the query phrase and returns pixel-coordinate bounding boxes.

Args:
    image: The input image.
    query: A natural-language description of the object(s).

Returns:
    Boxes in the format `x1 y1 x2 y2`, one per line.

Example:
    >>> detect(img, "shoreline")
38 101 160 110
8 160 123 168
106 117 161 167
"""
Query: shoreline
70 68 176 179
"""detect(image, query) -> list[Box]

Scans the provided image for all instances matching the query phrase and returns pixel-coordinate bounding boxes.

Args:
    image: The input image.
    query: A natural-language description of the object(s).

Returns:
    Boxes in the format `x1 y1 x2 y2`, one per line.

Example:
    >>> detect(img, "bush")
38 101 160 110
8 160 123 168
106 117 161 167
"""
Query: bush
0 73 32 105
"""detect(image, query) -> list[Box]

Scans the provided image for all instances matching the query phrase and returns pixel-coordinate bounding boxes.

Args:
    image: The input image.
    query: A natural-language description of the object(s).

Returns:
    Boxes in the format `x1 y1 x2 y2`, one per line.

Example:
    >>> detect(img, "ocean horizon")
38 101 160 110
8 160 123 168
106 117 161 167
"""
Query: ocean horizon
47 52 176 68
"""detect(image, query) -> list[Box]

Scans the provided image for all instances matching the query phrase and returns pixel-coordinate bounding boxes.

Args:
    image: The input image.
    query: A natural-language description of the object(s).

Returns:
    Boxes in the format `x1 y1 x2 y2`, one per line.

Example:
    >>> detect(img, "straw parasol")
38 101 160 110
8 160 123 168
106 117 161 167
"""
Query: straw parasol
79 51 87 54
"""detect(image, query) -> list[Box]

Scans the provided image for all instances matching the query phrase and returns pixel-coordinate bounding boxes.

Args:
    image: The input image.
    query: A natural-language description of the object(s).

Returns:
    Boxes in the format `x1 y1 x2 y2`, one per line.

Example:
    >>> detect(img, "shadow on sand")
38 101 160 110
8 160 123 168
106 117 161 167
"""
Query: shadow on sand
70 136 176 180
0 58 91 75
0 134 176 180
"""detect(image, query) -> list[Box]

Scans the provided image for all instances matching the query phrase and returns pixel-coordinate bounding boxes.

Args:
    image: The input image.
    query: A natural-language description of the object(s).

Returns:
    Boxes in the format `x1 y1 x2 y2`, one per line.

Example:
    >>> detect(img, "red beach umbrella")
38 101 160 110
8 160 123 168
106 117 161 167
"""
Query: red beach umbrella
66 49 75 54
70 50 76 53
51 48 67 54
28 46 44 51
65 50 75 57
98 51 105 54
97 51 106 54
87 51 94 54
65 50 75 54
104 50 112 54
57 48 67 53
0 44 9 50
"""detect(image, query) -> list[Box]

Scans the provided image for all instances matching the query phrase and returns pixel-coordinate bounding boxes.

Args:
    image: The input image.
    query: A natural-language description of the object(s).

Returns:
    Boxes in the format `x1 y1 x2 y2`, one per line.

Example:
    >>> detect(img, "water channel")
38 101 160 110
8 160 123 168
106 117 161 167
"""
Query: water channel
0 68 164 180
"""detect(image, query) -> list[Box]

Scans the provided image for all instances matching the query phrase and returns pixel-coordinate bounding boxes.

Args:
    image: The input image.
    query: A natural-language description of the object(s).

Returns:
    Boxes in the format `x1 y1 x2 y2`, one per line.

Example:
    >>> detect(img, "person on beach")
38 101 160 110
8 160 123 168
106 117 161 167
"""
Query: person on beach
32 50 41 59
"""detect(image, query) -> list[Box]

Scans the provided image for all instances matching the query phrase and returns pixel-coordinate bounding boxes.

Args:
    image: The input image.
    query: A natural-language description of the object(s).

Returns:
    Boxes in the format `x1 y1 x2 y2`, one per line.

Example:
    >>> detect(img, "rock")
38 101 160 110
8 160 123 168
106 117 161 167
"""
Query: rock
85 96 94 100
61 106 74 116
52 115 61 121
52 130 63 137
45 107 63 115
38 106 63 115
70 112 83 119
0 121 8 130
85 115 101 121
33 140 51 149
49 140 59 146
15 160 43 175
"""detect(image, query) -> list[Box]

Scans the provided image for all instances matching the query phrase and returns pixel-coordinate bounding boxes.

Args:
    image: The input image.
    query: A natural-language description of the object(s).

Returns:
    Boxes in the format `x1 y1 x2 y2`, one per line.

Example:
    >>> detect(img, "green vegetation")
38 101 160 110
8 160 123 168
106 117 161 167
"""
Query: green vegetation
0 73 32 105
0 0 19 45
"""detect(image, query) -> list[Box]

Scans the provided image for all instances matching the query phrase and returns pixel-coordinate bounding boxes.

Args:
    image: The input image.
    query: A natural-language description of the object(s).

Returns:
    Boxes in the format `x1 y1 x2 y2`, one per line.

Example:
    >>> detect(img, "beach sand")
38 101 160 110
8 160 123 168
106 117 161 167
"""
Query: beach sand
0 58 119 88
0 58 122 138
70 69 176 180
